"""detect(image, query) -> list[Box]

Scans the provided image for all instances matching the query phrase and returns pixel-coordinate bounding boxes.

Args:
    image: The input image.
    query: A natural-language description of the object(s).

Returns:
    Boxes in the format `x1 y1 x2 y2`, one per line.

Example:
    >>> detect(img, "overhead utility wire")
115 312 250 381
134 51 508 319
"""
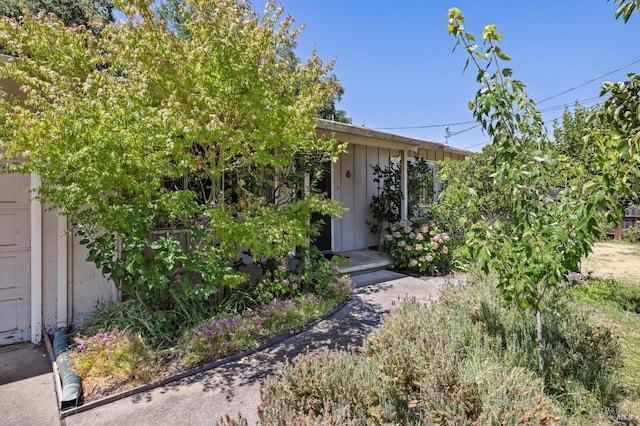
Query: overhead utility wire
372 59 639 132
459 111 596 151
375 120 476 130
537 58 640 104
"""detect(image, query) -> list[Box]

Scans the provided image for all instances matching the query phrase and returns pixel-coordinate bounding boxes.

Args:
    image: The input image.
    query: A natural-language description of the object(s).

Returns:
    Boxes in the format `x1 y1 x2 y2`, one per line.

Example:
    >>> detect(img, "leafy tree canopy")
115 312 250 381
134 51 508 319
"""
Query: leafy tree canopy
0 0 114 26
447 7 638 379
609 0 640 22
157 0 351 123
0 0 345 307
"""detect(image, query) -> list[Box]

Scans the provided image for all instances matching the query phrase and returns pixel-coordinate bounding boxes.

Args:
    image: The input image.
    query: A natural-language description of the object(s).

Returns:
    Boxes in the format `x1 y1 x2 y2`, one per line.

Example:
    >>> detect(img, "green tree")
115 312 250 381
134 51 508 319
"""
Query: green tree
553 103 639 207
609 0 640 22
552 103 607 166
0 0 344 311
0 0 113 26
157 0 351 124
447 8 636 379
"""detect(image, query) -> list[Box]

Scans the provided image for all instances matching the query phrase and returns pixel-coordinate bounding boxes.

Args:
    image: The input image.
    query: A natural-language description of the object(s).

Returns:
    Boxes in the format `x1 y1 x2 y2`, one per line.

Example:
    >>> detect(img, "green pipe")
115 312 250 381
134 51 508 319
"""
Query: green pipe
53 328 82 411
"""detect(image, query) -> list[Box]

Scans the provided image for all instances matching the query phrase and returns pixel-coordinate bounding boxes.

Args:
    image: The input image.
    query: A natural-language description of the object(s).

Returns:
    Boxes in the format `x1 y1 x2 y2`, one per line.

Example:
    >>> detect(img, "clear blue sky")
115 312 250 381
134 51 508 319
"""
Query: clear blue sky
279 1 640 152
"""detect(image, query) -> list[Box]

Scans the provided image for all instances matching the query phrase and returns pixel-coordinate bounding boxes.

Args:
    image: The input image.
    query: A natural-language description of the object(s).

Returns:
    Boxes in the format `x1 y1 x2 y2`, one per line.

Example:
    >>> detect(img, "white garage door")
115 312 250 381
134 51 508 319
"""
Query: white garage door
0 171 31 345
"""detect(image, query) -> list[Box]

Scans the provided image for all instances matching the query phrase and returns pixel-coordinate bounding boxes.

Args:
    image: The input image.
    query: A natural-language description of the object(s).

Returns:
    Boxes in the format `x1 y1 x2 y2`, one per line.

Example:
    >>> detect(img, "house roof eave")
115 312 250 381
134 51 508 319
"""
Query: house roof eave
315 118 474 157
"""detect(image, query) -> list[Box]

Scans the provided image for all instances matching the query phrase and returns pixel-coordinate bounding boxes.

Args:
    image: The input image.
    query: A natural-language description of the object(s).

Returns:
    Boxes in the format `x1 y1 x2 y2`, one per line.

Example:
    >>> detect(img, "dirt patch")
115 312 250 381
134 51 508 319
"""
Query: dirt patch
581 241 640 284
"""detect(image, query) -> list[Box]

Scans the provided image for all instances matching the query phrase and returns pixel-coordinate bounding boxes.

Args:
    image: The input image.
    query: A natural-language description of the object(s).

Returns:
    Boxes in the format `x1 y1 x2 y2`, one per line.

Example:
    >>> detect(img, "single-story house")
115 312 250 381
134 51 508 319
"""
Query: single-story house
314 119 472 252
0 54 473 345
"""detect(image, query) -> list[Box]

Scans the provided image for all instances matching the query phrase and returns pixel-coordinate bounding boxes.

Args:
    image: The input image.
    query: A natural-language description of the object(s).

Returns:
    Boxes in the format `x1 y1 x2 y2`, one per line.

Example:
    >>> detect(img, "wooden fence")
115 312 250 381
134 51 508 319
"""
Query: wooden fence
610 208 640 239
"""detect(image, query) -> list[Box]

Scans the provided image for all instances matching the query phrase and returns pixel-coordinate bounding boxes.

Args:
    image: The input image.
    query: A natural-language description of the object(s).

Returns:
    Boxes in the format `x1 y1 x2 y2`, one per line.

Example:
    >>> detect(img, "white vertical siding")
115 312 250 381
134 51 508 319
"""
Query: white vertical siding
339 148 355 251
365 146 379 247
353 145 368 249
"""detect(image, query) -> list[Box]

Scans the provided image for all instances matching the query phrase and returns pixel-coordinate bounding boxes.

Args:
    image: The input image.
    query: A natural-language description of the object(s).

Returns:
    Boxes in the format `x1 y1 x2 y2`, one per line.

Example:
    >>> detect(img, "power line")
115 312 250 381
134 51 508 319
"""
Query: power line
538 96 603 113
374 120 476 130
458 110 598 151
537 58 640 104
371 59 639 133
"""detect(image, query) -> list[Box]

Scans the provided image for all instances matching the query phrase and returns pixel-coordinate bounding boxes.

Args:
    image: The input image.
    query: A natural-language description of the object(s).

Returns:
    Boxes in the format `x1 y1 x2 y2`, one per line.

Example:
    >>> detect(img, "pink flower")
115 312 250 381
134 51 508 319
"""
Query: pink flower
426 255 433 262
415 233 424 241
442 246 449 254
409 232 416 239
415 244 423 251
431 241 439 250
398 240 406 247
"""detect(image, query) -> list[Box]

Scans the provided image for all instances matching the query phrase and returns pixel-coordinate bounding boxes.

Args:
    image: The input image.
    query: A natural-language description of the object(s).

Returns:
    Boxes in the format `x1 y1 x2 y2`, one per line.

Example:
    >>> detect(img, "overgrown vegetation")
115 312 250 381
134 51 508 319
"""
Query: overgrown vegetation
0 0 345 332
623 223 640 242
256 274 623 424
71 253 354 399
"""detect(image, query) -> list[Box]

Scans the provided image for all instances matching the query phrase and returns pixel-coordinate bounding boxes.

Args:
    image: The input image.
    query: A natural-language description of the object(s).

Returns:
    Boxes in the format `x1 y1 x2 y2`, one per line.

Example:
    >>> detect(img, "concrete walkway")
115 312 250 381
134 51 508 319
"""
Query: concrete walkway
0 342 60 426
2 270 464 426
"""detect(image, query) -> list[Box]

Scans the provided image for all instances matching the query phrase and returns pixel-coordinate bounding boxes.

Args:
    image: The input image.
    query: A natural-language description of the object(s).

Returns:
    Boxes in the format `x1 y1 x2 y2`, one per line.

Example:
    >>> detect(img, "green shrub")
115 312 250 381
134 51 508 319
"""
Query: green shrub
260 351 404 425
383 220 452 274
255 248 348 303
622 223 640 242
259 273 622 423
82 297 220 349
446 276 622 417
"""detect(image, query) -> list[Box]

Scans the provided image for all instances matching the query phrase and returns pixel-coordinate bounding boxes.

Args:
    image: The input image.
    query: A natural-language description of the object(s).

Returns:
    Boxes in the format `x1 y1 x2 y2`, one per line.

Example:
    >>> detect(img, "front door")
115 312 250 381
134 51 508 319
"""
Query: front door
311 162 332 252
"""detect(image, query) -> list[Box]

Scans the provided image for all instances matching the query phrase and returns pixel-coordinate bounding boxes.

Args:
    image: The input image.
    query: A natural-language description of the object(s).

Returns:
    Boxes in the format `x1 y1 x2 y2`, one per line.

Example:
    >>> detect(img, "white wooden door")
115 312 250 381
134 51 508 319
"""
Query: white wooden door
0 171 31 345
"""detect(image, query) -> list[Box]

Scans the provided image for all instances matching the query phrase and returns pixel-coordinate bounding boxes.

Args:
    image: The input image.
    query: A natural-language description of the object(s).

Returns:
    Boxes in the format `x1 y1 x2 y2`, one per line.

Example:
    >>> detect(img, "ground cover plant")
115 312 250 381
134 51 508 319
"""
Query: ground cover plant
70 252 354 401
254 272 624 425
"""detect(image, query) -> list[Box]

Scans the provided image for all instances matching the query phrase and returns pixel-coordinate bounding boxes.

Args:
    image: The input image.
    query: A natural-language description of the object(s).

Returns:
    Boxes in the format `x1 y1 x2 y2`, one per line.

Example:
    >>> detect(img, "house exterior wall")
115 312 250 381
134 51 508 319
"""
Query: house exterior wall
331 141 470 253
69 233 118 329
40 208 117 333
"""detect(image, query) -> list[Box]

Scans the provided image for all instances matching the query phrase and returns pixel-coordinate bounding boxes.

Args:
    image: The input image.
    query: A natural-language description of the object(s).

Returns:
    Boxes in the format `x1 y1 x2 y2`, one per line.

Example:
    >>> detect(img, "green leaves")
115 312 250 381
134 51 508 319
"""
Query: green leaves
1 0 347 315
448 10 636 331
609 0 640 22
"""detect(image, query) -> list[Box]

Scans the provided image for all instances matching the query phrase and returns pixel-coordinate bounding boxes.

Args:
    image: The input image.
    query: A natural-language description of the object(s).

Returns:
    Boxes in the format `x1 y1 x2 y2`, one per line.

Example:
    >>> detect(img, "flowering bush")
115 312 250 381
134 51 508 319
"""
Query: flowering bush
383 220 451 274
181 272 355 366
70 329 158 382
256 258 304 302
255 249 348 303
181 296 335 365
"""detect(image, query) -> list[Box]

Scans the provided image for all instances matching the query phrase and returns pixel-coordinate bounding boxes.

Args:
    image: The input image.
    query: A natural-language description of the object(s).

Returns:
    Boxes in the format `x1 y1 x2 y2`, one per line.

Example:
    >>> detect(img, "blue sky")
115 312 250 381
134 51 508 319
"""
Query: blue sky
280 1 640 152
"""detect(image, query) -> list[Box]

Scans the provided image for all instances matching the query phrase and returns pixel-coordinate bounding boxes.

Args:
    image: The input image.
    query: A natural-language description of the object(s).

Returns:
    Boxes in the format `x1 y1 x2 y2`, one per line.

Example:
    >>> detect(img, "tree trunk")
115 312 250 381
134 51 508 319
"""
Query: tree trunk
536 305 545 383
